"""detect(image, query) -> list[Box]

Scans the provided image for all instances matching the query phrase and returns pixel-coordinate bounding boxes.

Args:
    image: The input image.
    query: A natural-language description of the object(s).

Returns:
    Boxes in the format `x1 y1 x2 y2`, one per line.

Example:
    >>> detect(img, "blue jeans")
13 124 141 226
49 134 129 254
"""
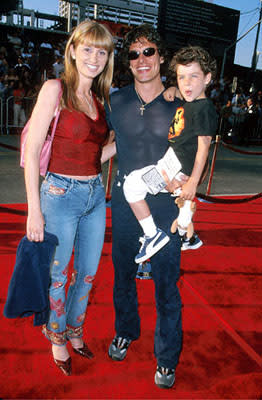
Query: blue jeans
40 172 106 345
111 177 182 369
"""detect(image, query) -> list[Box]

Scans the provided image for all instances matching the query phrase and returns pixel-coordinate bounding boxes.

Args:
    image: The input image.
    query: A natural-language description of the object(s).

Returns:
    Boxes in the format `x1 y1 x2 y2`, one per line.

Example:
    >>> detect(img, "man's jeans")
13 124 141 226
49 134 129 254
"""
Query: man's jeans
111 177 182 369
40 172 106 345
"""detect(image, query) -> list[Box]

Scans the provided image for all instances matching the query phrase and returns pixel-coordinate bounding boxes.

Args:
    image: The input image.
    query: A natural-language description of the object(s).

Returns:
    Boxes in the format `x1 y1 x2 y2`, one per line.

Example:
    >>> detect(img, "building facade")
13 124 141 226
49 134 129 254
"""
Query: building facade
58 0 158 27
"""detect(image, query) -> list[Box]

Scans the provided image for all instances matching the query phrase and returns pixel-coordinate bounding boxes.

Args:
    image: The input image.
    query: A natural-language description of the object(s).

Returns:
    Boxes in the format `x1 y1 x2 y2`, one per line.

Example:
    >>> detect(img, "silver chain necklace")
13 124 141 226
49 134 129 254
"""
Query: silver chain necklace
135 88 149 116
135 87 165 116
78 90 93 110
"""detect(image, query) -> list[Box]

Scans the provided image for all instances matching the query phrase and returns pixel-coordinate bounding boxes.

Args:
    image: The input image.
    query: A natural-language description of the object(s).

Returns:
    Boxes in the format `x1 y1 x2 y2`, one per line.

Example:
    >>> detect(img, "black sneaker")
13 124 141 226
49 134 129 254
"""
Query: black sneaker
181 232 203 251
108 335 131 361
154 365 175 389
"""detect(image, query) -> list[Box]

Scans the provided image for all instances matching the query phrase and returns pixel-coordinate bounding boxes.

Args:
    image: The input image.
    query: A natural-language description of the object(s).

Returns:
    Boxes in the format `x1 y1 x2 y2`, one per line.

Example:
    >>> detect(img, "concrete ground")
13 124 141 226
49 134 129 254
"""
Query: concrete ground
0 134 261 204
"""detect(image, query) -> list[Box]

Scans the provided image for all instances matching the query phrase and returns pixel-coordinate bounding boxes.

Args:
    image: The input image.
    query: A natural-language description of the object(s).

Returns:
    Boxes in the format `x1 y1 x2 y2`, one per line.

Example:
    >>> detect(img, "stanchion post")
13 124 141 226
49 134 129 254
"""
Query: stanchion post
206 135 221 195
105 157 114 202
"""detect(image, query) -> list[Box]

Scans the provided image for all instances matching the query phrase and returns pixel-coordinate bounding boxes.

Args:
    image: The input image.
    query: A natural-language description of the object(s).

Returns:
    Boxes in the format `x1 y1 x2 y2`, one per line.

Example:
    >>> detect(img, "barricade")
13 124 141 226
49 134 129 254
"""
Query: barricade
205 133 262 204
3 96 34 135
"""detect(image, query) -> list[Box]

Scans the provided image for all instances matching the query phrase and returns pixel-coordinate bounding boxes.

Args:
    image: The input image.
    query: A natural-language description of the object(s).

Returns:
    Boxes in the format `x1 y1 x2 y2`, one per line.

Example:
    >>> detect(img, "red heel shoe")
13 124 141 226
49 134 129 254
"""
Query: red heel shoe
54 357 72 376
73 343 94 359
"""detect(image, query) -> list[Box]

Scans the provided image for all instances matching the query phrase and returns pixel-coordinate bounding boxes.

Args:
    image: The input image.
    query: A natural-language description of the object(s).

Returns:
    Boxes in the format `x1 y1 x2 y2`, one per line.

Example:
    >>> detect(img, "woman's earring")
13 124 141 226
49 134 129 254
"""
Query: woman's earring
72 55 76 60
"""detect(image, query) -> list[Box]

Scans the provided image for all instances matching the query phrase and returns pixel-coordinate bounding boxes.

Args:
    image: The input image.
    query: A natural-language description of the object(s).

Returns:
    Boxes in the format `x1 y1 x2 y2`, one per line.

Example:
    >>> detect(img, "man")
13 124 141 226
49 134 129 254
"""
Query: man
105 24 184 389
242 97 259 145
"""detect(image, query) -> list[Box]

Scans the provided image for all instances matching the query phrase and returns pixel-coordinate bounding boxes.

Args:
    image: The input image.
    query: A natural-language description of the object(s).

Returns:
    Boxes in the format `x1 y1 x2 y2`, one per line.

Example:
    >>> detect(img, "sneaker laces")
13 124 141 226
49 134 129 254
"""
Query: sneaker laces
115 336 130 349
158 366 175 376
138 236 147 251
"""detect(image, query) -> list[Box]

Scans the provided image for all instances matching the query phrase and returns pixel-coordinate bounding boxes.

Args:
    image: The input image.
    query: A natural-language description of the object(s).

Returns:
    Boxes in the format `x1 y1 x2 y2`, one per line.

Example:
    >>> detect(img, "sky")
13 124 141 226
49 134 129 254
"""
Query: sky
23 0 262 70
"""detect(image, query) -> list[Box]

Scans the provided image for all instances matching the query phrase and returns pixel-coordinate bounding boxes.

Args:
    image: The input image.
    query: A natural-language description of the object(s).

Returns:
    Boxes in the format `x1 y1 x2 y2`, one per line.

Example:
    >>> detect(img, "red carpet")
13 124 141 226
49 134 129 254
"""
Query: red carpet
0 199 262 399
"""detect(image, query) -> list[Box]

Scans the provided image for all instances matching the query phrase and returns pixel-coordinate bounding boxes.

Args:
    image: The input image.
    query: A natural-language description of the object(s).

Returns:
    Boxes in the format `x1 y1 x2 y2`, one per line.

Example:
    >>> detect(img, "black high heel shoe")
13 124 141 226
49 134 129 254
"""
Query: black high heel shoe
53 356 72 376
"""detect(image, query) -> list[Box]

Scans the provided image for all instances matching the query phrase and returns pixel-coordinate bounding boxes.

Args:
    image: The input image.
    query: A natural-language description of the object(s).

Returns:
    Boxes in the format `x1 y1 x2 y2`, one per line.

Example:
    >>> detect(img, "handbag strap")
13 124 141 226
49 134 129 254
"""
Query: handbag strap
50 79 63 139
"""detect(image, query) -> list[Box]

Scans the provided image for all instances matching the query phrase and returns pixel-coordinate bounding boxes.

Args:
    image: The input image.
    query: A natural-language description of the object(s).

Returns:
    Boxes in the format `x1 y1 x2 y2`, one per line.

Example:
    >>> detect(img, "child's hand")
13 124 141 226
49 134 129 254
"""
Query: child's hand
163 86 182 102
162 170 188 193
179 178 198 201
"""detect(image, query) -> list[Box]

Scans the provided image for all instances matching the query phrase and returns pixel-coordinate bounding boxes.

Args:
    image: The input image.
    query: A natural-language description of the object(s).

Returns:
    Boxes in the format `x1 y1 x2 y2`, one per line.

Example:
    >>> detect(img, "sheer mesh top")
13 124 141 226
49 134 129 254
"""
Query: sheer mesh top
105 84 182 177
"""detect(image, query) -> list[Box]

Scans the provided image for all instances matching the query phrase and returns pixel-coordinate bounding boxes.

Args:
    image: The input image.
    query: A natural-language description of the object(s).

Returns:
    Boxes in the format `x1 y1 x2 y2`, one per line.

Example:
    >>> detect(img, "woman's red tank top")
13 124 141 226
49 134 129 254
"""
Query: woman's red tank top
48 95 109 176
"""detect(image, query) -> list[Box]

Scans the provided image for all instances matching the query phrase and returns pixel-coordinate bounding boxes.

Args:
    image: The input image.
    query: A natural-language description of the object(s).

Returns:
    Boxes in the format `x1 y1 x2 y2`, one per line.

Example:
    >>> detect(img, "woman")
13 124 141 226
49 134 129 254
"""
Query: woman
24 20 114 376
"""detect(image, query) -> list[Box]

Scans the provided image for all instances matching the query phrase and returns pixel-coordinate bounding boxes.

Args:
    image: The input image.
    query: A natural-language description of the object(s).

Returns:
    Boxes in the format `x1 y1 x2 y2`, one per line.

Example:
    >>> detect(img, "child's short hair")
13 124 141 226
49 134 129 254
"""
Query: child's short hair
169 46 217 81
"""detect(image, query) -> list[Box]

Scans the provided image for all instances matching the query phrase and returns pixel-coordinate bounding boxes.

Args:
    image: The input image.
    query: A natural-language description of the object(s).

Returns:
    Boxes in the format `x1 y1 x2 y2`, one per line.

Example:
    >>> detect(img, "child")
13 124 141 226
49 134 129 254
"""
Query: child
123 46 218 264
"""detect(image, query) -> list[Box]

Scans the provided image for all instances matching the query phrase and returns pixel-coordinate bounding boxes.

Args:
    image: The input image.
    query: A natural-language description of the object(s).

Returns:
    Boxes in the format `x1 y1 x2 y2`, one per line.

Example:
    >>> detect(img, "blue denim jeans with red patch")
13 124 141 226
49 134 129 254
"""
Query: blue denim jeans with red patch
40 172 106 345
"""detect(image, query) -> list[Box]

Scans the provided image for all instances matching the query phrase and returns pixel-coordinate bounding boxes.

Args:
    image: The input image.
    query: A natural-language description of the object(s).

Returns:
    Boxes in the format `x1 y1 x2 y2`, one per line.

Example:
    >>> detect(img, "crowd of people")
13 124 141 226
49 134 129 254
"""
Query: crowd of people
0 29 66 130
1 27 262 144
215 88 262 144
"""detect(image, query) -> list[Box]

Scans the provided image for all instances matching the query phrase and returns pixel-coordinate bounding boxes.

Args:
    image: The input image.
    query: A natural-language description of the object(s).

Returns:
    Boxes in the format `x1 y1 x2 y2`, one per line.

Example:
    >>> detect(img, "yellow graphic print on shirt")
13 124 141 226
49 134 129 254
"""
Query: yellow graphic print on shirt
168 107 185 141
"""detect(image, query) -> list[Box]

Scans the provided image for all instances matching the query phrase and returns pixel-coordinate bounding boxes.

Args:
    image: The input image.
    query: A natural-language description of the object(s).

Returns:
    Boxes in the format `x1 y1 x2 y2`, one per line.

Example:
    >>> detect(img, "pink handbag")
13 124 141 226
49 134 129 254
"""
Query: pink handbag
20 81 62 177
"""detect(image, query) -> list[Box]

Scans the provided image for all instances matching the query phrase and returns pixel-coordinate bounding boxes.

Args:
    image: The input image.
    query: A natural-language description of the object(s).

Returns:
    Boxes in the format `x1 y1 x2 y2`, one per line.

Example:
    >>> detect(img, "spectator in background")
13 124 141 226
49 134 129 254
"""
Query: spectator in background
7 32 22 52
4 79 15 100
14 57 30 78
5 67 19 85
39 40 54 73
27 40 35 53
21 68 32 93
241 97 259 145
210 82 221 102
26 81 41 108
231 88 246 106
109 78 119 94
220 99 233 139
52 56 64 78
256 90 262 110
28 51 40 82
13 80 26 127
231 99 245 143
0 53 8 76
53 43 62 58
0 46 8 58
0 74 7 100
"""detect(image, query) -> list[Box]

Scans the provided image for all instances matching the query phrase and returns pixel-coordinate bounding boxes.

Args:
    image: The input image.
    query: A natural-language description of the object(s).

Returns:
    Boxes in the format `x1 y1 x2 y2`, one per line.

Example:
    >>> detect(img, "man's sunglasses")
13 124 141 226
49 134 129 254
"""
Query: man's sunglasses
128 47 157 61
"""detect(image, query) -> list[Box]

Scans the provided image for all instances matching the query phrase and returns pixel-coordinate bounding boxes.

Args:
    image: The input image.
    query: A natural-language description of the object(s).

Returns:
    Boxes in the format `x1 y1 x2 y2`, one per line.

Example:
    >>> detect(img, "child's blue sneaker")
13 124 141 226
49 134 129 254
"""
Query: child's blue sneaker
135 228 170 264
181 232 203 251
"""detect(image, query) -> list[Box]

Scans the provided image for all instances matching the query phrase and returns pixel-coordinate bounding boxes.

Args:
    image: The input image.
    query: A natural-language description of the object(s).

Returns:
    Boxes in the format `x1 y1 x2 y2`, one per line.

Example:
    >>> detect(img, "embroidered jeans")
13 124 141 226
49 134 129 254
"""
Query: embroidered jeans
40 172 106 345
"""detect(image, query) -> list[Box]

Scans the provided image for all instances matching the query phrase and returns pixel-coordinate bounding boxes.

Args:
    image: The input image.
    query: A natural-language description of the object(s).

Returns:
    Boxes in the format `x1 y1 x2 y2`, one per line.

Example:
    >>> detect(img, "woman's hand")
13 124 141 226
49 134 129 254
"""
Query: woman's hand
26 210 45 242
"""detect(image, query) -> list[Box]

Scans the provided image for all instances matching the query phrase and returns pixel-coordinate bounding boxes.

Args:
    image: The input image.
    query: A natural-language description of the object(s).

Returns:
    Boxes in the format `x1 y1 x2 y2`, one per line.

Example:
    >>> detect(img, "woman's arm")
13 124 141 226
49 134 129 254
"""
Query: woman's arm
101 131 116 163
24 79 61 242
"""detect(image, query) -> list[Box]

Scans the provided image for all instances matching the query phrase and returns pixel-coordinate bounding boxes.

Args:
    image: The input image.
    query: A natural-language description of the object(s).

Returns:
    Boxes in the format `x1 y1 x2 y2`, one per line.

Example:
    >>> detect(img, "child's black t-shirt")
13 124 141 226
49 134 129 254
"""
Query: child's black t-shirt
168 98 218 176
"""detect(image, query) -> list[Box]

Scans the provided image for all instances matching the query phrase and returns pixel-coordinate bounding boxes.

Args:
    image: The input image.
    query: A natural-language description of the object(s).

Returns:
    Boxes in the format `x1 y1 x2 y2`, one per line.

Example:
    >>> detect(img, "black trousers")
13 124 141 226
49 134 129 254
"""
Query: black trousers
111 178 182 369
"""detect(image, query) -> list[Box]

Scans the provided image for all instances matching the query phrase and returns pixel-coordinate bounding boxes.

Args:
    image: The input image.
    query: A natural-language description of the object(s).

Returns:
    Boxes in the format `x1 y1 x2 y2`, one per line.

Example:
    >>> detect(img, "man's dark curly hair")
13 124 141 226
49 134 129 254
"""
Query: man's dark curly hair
169 46 217 82
121 24 166 68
